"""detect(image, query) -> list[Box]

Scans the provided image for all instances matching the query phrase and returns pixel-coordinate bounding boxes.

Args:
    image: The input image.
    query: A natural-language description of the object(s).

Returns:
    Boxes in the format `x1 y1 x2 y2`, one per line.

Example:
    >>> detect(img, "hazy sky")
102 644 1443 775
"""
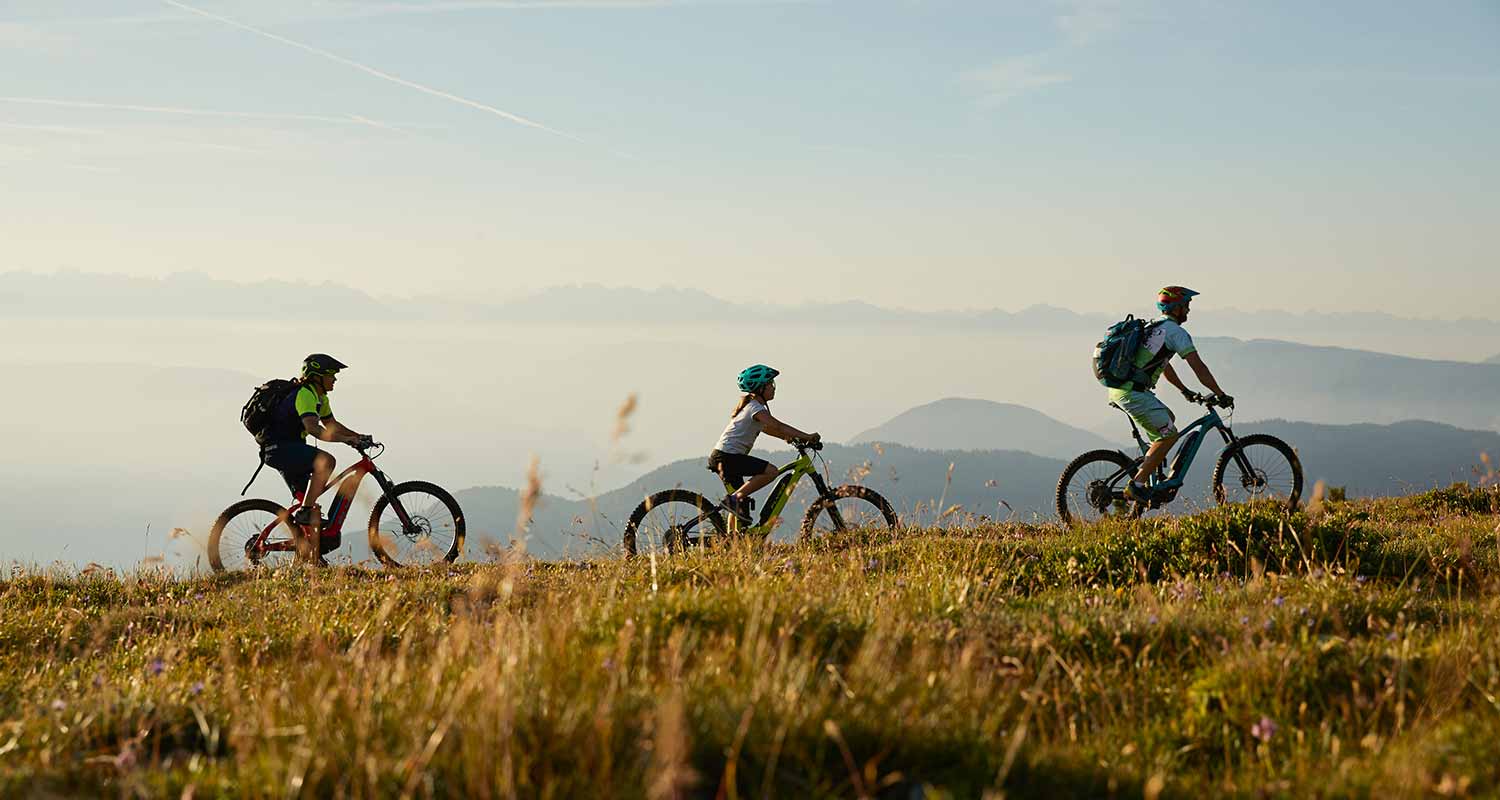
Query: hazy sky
2 0 1497 314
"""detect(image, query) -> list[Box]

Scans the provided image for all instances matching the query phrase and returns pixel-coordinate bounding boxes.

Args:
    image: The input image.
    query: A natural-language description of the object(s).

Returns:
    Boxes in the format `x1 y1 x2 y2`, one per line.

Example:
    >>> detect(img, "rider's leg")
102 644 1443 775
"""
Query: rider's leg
305 450 336 508
1133 432 1179 484
302 450 336 559
1121 392 1178 490
731 464 778 501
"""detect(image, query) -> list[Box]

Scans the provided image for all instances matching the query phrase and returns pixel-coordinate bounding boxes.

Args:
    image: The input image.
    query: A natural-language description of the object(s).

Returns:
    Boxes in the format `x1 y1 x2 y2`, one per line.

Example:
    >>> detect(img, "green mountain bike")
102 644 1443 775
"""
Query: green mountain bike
1056 395 1303 526
622 439 898 557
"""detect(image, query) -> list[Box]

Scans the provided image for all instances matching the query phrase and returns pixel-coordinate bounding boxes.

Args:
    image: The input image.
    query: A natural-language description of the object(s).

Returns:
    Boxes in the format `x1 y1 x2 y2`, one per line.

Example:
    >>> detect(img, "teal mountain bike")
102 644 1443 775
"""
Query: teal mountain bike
622 439 898 557
1056 395 1303 526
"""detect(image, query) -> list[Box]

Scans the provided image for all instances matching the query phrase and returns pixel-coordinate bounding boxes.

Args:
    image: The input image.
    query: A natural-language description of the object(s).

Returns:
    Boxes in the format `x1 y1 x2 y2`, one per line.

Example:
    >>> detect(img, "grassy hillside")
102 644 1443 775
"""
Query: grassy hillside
5 488 1500 796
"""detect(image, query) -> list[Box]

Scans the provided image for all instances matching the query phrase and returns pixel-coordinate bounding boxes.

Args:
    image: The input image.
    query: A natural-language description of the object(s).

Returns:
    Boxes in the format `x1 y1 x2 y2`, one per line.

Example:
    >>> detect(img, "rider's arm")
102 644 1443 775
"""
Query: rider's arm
753 410 819 443
302 415 363 444
1161 363 1191 394
1182 352 1227 396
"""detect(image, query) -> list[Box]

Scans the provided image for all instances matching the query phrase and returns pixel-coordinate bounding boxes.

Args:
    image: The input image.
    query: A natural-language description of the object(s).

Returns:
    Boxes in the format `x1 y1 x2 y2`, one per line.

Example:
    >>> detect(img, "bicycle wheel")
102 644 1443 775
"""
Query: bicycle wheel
623 490 725 558
208 498 301 573
800 485 898 542
1213 434 1303 509
1056 450 1142 527
368 481 465 567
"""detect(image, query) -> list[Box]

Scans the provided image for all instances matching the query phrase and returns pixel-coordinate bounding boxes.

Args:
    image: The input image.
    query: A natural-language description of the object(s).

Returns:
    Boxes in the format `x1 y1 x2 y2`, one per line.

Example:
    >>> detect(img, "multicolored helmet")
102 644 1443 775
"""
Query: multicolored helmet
302 353 347 378
736 364 779 393
1156 286 1200 313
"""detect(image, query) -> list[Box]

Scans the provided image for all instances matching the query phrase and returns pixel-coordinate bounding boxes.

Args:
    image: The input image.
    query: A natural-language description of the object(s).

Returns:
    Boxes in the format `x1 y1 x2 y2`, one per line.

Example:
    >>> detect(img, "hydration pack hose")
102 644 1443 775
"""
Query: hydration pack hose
241 450 267 496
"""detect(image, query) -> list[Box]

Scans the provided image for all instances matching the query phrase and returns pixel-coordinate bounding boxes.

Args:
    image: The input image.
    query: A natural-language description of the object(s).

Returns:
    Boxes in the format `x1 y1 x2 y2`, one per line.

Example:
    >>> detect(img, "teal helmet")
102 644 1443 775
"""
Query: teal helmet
302 353 347 378
737 364 779 393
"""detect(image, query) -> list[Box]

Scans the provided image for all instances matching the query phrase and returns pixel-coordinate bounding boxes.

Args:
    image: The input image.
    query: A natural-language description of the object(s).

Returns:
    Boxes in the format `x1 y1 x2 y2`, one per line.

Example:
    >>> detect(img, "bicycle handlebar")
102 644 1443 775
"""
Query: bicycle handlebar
791 438 824 451
1189 393 1234 409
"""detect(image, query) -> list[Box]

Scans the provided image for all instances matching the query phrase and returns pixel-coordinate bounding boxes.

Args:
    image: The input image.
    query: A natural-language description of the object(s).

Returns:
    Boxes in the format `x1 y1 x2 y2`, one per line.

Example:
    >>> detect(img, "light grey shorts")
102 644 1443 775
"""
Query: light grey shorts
1112 390 1178 443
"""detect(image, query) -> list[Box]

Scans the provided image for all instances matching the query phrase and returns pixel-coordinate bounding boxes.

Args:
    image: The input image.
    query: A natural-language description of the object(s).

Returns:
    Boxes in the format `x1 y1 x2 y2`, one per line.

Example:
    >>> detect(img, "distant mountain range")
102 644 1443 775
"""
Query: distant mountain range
1488 353 1500 364
852 398 1114 459
455 408 1500 560
7 271 1498 348
1197 338 1500 433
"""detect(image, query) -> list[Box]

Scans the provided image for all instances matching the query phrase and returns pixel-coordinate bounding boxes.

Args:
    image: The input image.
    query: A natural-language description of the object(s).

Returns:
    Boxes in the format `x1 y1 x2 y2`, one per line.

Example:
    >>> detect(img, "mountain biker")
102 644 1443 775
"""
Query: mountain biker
710 364 821 523
260 354 373 534
1113 287 1233 503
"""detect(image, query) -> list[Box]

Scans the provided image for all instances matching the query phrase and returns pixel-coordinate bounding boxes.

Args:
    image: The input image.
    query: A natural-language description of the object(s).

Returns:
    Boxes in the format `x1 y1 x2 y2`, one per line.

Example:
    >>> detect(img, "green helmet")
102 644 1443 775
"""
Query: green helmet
737 364 779 393
302 353 347 378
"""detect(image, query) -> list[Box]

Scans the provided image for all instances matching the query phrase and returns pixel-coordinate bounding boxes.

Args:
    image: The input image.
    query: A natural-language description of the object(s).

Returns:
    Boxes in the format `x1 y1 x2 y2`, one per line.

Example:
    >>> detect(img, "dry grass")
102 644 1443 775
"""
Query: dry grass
2 486 1500 798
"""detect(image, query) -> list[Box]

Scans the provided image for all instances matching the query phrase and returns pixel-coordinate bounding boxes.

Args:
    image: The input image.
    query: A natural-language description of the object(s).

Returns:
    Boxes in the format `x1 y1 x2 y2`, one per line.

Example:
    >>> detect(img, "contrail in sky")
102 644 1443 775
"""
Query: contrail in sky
161 0 587 145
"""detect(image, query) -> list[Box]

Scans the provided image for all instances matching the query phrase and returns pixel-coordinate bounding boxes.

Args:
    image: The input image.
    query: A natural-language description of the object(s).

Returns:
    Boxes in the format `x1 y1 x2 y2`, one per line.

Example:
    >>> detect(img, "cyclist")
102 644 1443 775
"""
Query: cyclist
261 354 372 534
709 364 820 523
1112 287 1233 503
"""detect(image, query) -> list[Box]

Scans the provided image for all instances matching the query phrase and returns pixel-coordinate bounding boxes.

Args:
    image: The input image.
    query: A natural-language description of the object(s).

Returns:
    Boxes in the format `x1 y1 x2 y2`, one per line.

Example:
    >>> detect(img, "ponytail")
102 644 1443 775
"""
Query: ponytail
729 390 767 418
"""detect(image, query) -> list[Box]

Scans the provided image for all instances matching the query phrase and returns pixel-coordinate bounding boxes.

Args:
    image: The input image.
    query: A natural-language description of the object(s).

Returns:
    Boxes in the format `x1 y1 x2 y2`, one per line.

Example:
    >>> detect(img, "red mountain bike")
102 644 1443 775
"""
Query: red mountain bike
208 441 464 570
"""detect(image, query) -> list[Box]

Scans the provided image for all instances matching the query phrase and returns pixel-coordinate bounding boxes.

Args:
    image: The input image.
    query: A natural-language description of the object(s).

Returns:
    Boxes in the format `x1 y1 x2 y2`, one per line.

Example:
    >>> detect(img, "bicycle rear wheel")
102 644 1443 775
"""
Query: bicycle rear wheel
208 498 301 573
623 490 725 558
1213 434 1303 510
1056 450 1142 527
368 481 465 567
800 485 898 542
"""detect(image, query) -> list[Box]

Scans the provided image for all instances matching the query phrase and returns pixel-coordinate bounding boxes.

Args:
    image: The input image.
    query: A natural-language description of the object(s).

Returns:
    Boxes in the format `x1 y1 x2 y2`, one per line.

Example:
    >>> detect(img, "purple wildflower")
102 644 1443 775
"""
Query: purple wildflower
147 658 166 676
1250 716 1277 743
1272 596 1284 607
190 681 205 696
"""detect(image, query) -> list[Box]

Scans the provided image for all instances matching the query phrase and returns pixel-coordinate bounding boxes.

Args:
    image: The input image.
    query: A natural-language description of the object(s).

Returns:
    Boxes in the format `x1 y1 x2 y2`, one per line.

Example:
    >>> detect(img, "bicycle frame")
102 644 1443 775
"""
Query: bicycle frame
248 447 411 555
663 444 835 544
718 449 832 536
1114 402 1251 503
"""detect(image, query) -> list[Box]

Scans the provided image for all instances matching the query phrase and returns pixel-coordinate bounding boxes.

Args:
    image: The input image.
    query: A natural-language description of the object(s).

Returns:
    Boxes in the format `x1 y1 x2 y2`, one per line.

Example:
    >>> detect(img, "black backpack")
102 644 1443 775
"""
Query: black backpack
240 378 302 446
1092 315 1162 389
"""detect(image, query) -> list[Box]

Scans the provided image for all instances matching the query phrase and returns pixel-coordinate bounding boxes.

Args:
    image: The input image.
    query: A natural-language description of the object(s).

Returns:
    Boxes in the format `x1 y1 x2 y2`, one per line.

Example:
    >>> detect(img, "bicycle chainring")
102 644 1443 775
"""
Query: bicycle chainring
1086 480 1115 512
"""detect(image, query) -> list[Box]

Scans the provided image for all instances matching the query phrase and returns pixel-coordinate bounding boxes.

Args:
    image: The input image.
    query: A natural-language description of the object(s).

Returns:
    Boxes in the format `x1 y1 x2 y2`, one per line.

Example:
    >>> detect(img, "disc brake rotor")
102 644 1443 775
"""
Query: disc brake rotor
403 515 434 542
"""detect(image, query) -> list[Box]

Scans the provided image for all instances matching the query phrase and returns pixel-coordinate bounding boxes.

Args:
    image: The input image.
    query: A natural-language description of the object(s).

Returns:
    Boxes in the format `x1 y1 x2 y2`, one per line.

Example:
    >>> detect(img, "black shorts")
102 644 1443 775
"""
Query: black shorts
707 450 772 490
262 440 321 497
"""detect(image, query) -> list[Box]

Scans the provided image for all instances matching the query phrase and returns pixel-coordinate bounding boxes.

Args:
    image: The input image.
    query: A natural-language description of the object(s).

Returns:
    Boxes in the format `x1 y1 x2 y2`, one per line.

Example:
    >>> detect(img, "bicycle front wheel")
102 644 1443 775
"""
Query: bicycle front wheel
368 481 465 568
1213 434 1303 510
800 485 898 542
1056 450 1141 527
208 498 300 573
623 490 725 558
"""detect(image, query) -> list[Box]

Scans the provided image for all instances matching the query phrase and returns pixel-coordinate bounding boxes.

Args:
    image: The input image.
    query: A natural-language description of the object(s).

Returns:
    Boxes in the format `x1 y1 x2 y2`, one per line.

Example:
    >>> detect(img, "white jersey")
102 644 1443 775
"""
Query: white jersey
713 397 768 455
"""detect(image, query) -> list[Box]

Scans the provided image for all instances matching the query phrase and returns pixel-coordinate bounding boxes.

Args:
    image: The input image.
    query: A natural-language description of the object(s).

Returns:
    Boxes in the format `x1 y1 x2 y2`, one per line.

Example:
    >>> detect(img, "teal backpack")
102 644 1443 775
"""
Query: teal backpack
1092 316 1161 389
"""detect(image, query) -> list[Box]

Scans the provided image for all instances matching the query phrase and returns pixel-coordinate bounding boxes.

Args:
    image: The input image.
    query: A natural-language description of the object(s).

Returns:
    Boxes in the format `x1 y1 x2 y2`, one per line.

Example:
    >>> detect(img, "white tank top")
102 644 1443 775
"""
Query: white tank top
713 397 768 455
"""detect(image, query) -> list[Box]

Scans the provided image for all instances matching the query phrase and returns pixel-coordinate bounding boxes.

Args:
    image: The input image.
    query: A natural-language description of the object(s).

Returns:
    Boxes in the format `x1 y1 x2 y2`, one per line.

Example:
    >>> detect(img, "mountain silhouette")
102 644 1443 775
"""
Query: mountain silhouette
851 398 1114 459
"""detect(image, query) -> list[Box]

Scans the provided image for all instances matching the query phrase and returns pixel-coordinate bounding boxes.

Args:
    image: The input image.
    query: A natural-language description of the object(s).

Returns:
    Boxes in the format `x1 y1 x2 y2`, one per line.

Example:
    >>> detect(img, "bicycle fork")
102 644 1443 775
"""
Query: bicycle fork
370 469 419 532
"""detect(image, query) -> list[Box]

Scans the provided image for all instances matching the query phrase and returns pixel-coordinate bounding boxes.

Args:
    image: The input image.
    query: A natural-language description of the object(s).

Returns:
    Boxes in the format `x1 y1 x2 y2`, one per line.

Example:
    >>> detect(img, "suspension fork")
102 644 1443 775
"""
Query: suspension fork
1219 424 1256 474
369 467 417 530
808 471 848 530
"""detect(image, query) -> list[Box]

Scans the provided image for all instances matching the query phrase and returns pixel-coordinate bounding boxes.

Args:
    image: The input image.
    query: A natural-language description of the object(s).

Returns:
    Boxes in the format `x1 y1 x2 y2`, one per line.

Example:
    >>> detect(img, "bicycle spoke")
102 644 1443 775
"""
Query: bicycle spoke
631 499 712 556
373 489 460 566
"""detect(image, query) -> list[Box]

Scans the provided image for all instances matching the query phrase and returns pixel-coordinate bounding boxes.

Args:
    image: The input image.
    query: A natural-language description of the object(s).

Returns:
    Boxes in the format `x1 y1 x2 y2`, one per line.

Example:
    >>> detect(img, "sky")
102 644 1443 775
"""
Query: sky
1 0 1497 315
